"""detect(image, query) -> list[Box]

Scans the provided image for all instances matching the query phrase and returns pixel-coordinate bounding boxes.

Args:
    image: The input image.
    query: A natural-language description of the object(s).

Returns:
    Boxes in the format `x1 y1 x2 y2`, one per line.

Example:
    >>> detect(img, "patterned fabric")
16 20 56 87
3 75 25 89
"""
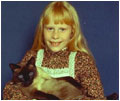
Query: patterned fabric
3 82 30 100
36 49 77 78
3 48 106 100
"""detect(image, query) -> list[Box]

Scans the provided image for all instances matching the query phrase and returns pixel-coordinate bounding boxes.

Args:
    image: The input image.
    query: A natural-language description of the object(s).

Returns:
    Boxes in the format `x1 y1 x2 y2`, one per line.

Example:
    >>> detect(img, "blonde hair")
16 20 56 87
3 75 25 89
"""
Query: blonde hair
31 1 92 55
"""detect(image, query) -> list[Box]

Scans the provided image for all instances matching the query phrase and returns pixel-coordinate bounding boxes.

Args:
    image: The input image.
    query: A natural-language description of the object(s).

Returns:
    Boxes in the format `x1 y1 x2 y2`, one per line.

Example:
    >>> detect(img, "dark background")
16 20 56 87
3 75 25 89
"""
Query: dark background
1 1 119 99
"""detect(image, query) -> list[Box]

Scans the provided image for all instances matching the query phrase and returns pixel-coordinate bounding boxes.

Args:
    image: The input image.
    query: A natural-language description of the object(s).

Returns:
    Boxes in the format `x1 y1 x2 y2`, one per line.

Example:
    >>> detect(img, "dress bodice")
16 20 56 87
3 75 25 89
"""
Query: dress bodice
35 49 77 78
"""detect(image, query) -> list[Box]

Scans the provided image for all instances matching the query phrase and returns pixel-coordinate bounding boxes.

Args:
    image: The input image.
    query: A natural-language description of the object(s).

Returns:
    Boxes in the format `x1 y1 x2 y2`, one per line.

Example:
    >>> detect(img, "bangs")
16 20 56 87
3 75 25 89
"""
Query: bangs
43 2 74 25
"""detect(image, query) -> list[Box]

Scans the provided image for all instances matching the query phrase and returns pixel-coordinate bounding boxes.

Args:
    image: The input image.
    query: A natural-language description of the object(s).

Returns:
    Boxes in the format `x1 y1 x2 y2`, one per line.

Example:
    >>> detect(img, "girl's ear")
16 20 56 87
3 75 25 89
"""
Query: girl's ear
70 28 74 39
70 31 74 39
9 64 21 72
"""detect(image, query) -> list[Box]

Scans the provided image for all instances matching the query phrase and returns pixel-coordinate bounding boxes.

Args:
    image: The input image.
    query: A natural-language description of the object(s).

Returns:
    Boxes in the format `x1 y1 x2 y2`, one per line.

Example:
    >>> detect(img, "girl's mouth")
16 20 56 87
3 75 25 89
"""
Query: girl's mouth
50 41 61 47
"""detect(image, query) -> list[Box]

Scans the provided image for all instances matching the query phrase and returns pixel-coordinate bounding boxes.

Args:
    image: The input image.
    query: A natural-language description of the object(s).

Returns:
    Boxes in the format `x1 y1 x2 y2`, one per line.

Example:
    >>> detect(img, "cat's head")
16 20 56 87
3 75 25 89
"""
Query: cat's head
9 57 36 87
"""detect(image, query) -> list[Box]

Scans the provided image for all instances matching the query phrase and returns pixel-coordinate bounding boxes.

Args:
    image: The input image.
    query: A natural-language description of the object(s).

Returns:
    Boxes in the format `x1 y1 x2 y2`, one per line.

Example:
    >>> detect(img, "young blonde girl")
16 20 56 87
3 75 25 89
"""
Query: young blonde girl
3 1 106 100
32 1 91 54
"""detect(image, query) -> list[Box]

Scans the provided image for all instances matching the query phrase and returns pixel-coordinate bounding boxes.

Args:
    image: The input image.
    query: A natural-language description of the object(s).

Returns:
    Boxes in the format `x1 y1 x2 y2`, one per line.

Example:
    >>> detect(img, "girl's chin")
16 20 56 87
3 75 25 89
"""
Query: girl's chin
48 46 64 52
46 42 67 52
49 48 62 52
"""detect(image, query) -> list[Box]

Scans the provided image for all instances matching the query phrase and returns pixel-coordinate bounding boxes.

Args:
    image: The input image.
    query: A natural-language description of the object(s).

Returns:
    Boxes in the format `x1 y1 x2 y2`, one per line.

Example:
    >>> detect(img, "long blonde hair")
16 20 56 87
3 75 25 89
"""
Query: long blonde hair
31 1 92 55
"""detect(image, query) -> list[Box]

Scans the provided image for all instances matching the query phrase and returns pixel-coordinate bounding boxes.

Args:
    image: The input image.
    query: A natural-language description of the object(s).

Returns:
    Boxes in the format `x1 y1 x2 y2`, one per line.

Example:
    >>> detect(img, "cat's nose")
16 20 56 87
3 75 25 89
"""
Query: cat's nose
24 80 32 87
24 76 30 81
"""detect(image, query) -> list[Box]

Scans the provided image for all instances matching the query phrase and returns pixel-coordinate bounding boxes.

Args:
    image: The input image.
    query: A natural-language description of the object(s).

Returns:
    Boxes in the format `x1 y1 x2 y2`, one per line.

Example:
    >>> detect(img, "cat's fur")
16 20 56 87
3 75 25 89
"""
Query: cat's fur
9 57 83 100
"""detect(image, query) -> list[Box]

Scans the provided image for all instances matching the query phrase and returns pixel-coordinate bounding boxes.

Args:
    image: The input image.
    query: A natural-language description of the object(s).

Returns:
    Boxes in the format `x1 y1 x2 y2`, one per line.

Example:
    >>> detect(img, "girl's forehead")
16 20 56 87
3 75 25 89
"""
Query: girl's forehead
48 16 64 24
44 14 73 27
45 22 71 28
44 16 71 27
45 14 65 24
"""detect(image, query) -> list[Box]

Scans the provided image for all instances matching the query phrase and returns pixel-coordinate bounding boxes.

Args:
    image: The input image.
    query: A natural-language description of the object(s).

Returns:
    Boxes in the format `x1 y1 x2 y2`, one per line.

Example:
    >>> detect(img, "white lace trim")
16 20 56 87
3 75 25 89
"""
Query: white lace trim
35 49 77 78
69 52 77 78
35 49 44 68
40 67 70 78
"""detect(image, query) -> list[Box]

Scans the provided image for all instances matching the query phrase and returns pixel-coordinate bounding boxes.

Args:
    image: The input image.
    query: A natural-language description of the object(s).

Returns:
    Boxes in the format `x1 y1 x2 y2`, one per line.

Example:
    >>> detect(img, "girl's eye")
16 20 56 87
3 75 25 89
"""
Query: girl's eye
29 72 34 76
47 27 54 31
18 74 23 79
59 28 66 32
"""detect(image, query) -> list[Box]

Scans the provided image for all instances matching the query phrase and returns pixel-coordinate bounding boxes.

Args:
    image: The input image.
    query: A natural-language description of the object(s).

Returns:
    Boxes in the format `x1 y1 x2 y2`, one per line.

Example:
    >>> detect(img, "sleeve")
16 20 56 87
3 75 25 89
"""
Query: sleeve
74 52 106 100
3 81 30 100
17 50 37 66
3 50 37 100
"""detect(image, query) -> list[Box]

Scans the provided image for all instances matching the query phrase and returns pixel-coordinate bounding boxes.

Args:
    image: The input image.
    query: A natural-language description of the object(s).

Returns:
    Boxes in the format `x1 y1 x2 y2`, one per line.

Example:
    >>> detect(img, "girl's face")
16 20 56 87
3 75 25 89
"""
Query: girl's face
43 19 72 52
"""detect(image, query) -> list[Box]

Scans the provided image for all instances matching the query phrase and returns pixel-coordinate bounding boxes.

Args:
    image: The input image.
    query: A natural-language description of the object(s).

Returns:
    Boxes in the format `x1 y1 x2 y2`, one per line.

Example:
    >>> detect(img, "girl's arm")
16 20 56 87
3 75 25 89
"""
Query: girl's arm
75 52 106 100
3 81 30 100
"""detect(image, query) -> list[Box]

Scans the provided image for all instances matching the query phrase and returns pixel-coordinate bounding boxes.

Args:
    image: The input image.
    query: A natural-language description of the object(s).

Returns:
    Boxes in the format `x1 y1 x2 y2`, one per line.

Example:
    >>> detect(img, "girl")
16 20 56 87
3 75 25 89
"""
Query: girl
3 1 106 100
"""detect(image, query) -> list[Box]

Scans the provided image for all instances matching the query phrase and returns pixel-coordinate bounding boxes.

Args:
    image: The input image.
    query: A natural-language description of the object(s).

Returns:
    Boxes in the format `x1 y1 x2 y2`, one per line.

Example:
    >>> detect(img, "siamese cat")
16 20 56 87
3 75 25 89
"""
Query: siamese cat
9 57 83 100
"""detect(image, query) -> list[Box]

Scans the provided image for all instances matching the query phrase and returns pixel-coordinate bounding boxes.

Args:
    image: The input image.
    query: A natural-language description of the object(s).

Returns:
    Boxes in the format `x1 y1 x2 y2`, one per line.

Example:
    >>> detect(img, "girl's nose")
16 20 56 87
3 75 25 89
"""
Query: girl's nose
52 30 59 39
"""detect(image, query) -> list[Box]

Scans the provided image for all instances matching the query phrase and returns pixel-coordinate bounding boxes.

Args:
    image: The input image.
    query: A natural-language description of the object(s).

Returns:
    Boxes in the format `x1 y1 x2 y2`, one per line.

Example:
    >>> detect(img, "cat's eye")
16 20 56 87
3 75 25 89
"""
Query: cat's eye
18 74 23 79
29 72 34 76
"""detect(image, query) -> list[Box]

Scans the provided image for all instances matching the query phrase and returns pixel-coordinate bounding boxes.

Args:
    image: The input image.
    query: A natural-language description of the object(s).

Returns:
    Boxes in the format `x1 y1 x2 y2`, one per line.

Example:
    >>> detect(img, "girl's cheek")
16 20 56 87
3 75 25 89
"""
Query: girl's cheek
44 33 51 40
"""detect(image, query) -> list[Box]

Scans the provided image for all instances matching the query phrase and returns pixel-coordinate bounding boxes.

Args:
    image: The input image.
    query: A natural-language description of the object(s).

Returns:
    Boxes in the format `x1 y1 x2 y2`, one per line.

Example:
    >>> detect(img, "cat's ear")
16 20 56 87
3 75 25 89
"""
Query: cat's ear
28 57 35 65
9 64 21 72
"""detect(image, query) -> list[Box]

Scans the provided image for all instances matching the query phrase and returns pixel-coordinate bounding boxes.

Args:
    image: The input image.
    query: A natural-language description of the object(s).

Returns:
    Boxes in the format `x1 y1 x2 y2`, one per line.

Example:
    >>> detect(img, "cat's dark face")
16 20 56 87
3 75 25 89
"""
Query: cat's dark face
9 57 36 87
